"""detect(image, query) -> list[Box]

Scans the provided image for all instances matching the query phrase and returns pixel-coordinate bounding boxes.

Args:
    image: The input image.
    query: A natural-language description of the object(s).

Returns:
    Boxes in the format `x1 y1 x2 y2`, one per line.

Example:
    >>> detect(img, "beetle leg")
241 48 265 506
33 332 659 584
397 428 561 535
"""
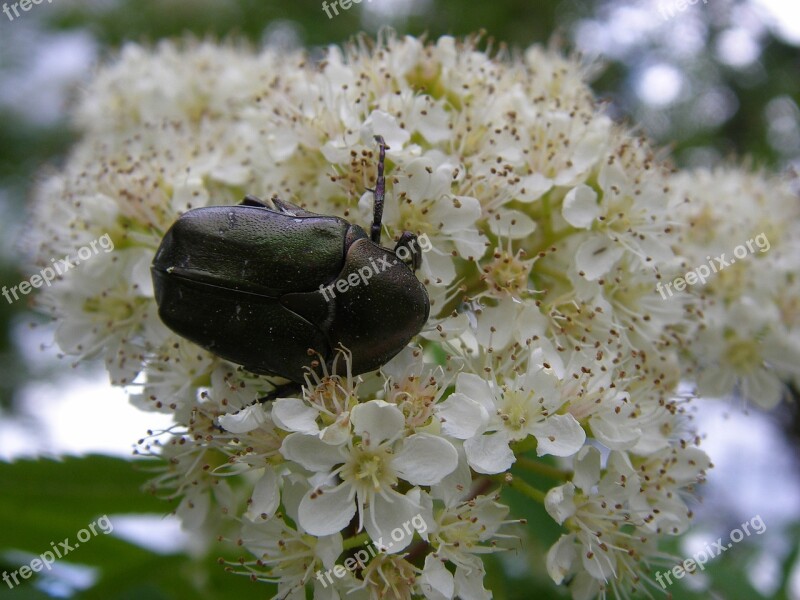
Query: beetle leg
270 196 306 215
240 194 314 217
370 135 390 245
394 231 423 271
240 194 274 209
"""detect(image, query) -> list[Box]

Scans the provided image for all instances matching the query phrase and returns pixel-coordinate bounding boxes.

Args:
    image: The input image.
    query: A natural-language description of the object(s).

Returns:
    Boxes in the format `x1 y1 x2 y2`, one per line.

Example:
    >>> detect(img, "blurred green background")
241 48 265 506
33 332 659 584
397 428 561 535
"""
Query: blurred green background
1 0 798 598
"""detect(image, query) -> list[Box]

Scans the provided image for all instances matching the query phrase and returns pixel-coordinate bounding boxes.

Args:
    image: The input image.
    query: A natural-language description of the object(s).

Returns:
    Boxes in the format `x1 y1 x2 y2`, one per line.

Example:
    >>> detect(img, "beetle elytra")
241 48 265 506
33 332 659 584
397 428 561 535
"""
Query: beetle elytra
151 136 430 384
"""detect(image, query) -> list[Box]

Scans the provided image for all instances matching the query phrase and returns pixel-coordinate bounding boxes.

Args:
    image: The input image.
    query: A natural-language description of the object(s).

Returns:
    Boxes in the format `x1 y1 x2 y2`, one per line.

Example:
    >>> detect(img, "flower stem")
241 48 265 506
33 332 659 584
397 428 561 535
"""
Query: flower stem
492 473 547 504
514 456 571 481
342 532 371 551
540 194 553 238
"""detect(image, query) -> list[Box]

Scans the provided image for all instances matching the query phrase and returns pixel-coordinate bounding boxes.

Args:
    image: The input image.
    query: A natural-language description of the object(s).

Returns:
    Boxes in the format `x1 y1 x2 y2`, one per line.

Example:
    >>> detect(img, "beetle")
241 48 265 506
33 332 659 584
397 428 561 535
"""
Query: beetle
150 136 430 384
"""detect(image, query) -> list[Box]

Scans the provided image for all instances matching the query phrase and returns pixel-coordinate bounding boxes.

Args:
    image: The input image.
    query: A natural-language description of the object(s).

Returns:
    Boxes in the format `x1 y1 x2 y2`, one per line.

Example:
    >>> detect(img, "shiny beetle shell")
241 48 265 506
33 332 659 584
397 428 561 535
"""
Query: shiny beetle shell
150 136 429 384
151 201 429 383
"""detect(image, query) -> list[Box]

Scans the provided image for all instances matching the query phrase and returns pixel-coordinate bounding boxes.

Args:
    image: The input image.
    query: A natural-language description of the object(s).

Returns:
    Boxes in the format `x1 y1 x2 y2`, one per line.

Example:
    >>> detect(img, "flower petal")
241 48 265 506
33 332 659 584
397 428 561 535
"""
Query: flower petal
545 482 576 525
572 446 601 493
563 184 600 229
366 489 424 553
575 234 625 280
272 398 319 433
464 432 515 474
320 412 352 445
437 394 489 439
454 563 491 600
546 533 577 585
351 400 404 447
394 433 458 485
475 299 515 350
280 432 344 472
298 483 356 536
420 554 454 600
218 403 269 434
455 372 496 412
487 208 537 239
362 110 410 149
316 533 345 570
531 413 586 457
244 467 280 521
516 173 552 202
430 444 473 506
590 413 640 450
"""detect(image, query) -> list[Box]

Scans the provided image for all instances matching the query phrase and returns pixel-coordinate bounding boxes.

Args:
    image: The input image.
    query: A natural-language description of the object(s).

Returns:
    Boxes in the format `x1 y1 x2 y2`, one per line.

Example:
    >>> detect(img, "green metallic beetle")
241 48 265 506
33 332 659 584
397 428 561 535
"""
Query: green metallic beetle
150 136 430 384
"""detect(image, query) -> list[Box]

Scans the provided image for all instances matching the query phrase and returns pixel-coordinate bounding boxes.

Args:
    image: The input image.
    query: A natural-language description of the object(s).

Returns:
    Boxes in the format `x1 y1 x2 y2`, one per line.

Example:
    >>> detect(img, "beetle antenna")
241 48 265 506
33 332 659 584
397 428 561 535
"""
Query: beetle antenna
371 135 389 244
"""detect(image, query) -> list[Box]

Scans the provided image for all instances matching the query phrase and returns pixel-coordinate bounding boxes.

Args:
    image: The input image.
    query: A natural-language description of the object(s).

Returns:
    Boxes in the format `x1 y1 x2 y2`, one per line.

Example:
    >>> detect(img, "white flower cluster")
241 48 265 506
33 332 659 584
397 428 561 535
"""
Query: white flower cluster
28 33 796 599
669 168 800 409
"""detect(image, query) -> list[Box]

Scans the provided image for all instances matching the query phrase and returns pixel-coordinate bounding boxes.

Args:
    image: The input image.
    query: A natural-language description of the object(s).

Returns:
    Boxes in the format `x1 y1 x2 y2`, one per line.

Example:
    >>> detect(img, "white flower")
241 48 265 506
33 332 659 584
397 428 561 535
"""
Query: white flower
444 365 586 474
129 337 214 419
629 445 712 534
140 423 239 535
693 300 797 408
237 515 343 600
544 442 711 597
420 554 490 600
281 401 457 548
545 479 657 596
357 554 421 600
43 247 165 385
438 495 509 561
381 345 452 431
33 32 787 599
374 153 487 289
670 167 800 407
563 369 642 451
271 359 359 445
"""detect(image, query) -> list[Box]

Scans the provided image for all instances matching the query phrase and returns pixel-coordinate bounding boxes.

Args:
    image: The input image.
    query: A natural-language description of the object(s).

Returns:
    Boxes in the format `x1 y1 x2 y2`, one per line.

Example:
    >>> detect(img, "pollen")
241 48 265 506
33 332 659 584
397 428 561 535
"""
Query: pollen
341 446 397 494
482 249 531 297
498 389 535 434
723 335 762 374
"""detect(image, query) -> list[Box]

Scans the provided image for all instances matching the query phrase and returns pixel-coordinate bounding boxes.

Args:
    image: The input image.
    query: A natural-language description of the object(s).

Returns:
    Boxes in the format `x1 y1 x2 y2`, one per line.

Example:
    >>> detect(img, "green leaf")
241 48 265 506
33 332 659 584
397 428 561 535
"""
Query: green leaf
0 585 54 600
77 552 278 600
0 454 280 598
0 455 172 560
